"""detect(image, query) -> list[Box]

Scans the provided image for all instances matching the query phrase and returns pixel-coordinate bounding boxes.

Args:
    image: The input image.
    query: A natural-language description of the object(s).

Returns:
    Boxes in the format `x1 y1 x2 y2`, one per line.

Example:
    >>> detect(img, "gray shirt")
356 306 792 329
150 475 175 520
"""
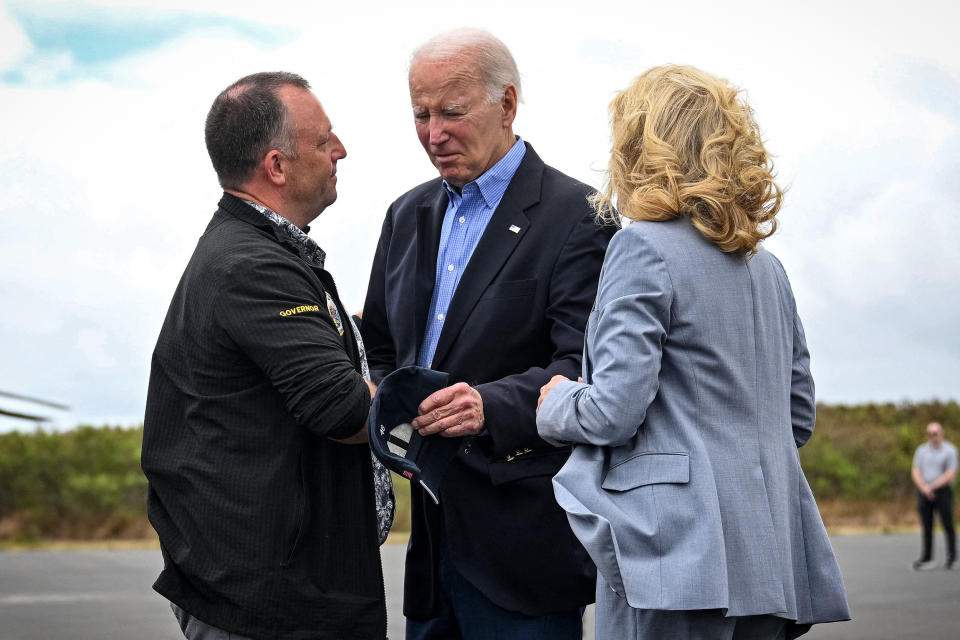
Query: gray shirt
913 440 958 485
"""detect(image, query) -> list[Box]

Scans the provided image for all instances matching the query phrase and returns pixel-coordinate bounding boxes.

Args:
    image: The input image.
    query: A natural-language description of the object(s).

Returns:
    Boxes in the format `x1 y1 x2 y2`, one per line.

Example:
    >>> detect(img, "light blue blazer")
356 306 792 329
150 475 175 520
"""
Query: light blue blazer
537 218 849 624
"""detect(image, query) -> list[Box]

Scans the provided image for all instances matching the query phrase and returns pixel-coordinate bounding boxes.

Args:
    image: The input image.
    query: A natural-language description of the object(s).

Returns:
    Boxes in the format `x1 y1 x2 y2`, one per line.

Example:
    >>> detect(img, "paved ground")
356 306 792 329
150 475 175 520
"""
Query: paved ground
0 534 956 639
803 534 957 640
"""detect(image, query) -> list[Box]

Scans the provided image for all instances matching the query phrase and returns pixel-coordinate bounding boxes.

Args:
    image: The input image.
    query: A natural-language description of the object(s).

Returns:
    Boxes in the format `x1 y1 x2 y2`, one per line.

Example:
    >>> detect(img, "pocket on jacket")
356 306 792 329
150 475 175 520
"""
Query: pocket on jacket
488 449 569 485
479 279 537 300
281 454 308 566
601 452 689 491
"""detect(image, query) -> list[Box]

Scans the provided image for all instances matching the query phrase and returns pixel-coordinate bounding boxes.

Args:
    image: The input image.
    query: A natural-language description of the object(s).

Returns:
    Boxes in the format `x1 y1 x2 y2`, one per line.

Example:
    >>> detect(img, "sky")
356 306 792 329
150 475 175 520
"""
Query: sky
0 0 957 431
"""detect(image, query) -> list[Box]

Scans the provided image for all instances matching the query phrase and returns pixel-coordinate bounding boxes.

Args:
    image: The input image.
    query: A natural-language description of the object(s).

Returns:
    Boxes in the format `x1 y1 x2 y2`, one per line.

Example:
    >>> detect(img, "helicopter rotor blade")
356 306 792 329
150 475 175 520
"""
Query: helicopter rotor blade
0 407 50 422
0 390 70 411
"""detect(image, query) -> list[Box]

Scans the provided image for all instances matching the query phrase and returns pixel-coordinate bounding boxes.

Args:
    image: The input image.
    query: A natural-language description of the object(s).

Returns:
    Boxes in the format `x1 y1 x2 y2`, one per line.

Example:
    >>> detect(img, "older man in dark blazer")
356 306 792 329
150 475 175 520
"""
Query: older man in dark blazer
361 28 611 640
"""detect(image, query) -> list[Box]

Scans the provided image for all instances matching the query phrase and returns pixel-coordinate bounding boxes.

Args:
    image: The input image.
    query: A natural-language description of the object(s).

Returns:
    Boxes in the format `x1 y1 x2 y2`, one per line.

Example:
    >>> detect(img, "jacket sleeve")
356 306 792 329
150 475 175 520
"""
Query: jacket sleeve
537 227 672 448
789 306 816 447
216 255 370 440
476 211 612 459
360 207 398 384
771 255 816 447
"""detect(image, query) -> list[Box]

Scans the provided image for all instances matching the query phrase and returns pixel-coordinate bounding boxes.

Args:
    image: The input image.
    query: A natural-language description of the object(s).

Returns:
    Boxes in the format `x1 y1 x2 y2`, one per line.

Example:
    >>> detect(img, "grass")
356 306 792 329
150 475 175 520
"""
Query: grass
0 538 161 552
0 531 413 552
0 503 931 551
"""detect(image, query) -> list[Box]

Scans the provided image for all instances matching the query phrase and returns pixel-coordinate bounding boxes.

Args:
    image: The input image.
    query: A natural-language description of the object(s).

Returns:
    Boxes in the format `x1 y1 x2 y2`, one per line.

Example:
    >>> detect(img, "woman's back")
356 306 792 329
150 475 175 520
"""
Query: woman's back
546 216 845 621
536 63 849 637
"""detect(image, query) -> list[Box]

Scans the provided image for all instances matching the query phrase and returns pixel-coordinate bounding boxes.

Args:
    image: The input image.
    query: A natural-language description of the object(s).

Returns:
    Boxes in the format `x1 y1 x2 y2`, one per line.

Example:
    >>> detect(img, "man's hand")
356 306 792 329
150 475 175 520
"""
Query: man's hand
537 375 571 413
913 466 936 500
412 382 484 438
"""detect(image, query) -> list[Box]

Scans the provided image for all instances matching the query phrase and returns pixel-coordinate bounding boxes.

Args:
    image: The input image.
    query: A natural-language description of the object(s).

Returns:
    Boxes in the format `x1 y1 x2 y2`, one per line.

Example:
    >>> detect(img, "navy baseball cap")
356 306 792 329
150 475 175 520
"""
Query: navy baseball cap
368 366 460 504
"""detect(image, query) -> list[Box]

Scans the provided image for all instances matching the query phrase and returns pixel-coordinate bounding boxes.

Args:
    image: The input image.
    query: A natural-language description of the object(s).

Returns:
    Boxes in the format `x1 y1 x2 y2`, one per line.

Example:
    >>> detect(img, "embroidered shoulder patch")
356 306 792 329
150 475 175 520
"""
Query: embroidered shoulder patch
325 291 344 336
279 304 320 317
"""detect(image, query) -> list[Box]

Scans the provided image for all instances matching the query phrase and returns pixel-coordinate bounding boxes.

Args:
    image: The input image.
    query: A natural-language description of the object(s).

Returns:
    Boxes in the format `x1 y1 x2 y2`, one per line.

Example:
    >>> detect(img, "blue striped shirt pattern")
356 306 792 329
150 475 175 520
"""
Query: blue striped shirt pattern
417 138 527 368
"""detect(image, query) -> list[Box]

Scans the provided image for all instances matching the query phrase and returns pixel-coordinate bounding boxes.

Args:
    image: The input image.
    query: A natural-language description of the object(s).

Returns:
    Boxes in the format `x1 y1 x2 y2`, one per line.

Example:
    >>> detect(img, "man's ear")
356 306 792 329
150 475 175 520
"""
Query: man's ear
500 84 518 128
262 149 287 187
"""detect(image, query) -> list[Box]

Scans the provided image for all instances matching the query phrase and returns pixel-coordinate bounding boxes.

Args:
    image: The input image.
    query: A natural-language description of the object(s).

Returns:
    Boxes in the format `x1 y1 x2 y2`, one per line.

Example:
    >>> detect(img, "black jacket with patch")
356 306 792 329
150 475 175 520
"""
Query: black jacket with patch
142 193 385 639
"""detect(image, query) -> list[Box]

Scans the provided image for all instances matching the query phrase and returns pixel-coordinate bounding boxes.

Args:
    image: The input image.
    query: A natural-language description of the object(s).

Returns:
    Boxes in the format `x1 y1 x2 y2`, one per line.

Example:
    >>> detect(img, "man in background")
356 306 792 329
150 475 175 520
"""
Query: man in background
362 28 610 639
912 421 957 570
142 72 386 639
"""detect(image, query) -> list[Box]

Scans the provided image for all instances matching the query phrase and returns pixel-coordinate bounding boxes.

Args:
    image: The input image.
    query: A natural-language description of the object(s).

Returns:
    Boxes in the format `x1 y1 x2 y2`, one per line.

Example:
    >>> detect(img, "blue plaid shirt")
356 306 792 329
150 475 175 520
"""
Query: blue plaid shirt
417 138 526 368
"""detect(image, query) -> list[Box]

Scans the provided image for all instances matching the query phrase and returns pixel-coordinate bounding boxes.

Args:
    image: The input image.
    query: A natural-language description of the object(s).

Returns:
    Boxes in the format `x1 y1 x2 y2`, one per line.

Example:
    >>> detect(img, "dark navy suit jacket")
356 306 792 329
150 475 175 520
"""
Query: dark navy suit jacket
362 143 612 618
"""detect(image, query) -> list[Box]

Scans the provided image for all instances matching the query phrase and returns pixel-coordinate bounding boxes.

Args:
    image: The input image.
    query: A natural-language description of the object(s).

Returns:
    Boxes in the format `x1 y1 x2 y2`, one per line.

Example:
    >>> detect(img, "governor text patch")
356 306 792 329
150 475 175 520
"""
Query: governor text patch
279 305 320 317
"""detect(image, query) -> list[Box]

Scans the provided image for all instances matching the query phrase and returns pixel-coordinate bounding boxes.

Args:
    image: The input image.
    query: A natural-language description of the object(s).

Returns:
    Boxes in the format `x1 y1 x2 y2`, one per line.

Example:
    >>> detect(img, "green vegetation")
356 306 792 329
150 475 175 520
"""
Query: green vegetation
0 400 956 541
0 425 147 541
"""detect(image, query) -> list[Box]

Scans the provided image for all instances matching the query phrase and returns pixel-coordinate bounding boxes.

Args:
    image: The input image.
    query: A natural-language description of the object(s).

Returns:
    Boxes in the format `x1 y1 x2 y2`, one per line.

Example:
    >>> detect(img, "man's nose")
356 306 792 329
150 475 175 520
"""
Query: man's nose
428 117 449 146
332 132 346 159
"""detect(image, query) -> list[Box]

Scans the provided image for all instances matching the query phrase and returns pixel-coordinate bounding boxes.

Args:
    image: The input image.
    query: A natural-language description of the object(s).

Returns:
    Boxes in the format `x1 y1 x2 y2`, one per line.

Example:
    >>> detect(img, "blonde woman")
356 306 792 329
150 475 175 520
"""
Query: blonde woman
536 66 849 639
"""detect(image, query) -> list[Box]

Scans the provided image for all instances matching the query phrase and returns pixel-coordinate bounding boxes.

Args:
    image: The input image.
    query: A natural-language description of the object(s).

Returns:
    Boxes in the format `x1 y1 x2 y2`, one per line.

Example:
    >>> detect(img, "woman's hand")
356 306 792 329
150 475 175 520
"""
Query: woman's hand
537 375 571 413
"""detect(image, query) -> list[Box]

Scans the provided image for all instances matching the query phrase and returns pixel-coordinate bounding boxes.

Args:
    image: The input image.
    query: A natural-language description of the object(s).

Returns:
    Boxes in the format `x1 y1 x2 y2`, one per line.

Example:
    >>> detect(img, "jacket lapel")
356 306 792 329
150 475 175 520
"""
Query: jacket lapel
415 188 448 354
430 148 543 368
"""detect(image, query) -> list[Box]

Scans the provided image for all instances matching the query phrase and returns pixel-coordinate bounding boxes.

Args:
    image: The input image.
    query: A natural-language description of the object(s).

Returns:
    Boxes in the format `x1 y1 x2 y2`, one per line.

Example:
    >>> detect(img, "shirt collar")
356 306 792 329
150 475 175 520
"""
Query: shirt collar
242 199 326 269
442 137 526 208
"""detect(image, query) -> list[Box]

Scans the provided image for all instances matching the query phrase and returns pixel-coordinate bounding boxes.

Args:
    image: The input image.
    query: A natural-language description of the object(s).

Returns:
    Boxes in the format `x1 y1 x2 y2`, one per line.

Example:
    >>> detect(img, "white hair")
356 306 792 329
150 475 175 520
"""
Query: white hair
411 28 523 103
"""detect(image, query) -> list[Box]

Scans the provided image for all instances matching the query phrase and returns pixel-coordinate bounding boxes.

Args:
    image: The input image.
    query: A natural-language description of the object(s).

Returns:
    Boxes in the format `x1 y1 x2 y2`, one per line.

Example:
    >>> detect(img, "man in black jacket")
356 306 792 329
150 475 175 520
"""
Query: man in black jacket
362 30 610 639
142 72 386 640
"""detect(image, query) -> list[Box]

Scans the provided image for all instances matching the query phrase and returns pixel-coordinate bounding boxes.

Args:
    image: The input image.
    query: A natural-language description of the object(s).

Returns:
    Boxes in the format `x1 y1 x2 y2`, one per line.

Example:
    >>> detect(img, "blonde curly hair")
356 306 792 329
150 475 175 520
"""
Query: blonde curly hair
592 65 782 255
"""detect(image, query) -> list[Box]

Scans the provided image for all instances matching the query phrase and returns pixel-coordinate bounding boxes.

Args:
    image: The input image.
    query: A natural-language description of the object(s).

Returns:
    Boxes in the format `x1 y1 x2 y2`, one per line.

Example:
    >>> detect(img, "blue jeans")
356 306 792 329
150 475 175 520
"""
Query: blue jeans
405 540 583 640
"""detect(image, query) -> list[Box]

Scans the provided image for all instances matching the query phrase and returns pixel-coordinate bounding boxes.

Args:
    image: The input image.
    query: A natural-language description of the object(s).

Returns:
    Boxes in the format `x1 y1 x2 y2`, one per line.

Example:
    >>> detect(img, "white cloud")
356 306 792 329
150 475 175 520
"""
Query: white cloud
0 3 30 70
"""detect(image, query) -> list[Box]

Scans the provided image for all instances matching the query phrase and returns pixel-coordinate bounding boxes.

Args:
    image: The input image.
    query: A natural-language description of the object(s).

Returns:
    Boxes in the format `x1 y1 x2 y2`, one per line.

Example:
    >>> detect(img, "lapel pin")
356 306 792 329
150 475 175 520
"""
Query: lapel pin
508 225 521 234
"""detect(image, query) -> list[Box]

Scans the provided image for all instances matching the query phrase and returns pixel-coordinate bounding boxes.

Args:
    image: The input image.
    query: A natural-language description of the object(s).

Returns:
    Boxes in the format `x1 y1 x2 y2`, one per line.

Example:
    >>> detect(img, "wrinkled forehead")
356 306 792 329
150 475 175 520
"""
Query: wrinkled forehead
409 56 484 100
